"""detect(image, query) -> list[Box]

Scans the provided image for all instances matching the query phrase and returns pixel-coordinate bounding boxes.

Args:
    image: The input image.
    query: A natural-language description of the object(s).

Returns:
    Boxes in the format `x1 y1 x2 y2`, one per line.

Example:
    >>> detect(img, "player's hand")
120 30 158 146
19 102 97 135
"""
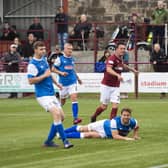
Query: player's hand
133 136 141 140
78 78 82 85
117 75 123 81
61 72 68 76
125 137 135 141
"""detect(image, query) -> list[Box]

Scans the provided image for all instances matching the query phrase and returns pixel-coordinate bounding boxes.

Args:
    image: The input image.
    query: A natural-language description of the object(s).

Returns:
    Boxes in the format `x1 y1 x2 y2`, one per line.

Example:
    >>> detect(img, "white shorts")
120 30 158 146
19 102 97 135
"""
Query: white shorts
100 84 120 105
88 119 106 138
60 83 77 99
37 96 61 112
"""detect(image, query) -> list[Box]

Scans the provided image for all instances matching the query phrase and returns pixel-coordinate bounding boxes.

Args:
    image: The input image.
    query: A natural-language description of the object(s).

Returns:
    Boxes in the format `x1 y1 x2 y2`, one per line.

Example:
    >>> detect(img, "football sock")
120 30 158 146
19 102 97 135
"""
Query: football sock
45 123 57 143
110 108 118 119
66 132 81 139
92 106 104 118
72 102 78 119
64 125 78 133
55 123 67 142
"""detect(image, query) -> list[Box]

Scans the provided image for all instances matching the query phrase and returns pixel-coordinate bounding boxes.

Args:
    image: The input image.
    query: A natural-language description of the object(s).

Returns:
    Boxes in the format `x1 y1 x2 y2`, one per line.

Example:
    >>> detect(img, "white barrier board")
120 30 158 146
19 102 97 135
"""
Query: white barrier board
138 73 168 93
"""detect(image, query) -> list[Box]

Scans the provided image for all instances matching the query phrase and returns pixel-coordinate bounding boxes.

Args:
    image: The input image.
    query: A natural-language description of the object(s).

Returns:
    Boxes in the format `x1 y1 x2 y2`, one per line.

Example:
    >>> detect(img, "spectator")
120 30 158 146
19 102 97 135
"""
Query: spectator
55 7 68 51
3 44 21 98
150 43 168 98
27 17 44 40
22 33 35 62
8 25 19 40
0 22 13 40
13 37 23 56
151 0 168 48
120 51 130 99
95 50 111 73
69 14 92 50
47 44 63 69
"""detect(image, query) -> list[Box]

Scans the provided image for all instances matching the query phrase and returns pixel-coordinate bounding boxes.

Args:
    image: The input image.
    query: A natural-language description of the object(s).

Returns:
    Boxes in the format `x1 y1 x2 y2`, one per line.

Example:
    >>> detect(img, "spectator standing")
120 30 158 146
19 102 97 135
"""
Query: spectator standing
27 17 44 41
69 14 92 50
150 43 168 98
22 33 35 62
151 0 168 48
90 42 138 122
52 43 82 124
3 44 21 98
55 7 68 51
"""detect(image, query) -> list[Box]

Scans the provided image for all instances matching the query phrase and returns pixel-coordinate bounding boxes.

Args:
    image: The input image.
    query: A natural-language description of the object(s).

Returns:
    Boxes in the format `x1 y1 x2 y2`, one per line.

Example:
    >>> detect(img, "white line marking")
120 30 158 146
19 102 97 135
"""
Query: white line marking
149 164 168 168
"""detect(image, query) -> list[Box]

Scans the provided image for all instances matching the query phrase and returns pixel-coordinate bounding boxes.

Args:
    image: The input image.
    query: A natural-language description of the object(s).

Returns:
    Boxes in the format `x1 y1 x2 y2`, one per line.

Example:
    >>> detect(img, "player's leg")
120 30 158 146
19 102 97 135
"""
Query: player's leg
109 87 120 119
49 106 73 148
90 84 110 122
69 84 82 124
38 96 73 148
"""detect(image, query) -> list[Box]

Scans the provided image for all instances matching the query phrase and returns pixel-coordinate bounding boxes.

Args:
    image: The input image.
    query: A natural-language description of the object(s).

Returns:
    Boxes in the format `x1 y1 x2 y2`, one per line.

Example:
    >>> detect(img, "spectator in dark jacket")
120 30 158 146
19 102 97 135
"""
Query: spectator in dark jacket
3 44 21 98
69 14 92 50
150 43 168 98
27 17 44 40
55 7 68 51
22 33 35 62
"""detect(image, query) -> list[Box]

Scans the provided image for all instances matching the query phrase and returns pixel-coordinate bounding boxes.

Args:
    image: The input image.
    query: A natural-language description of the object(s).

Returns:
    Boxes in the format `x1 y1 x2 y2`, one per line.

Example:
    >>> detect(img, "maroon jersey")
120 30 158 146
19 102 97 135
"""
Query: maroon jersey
101 54 124 87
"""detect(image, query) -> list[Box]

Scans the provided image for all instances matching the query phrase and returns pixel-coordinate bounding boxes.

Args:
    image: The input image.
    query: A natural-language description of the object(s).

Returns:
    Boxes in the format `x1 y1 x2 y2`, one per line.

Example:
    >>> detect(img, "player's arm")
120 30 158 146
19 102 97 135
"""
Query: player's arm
106 65 123 81
51 66 68 76
27 64 51 85
132 125 140 140
74 70 82 84
52 57 68 76
51 75 62 90
123 64 138 74
112 130 135 141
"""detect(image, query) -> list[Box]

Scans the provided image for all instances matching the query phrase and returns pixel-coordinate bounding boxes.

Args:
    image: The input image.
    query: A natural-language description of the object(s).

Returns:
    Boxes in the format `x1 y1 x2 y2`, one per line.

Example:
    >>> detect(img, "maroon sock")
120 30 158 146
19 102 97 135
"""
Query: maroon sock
110 108 118 119
92 106 104 118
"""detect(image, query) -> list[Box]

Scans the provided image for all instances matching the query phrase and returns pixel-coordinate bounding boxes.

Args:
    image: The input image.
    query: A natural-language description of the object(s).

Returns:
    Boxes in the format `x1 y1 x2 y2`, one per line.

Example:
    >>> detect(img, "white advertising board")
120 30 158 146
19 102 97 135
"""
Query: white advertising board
138 73 168 93
0 73 135 93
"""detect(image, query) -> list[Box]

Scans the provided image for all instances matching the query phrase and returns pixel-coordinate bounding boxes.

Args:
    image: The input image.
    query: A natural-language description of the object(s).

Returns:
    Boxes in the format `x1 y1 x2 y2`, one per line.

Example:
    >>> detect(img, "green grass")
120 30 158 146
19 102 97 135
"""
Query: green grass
0 94 168 168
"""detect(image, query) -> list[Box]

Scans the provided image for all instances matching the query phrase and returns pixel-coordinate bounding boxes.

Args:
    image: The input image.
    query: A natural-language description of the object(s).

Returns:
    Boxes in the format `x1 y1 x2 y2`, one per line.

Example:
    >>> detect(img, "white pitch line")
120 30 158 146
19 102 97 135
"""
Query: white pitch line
149 164 168 168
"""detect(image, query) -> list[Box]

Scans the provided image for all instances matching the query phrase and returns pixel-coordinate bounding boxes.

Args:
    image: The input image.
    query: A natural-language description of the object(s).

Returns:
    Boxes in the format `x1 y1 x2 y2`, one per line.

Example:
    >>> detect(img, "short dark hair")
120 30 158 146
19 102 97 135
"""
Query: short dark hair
33 41 45 49
121 108 132 114
116 42 126 49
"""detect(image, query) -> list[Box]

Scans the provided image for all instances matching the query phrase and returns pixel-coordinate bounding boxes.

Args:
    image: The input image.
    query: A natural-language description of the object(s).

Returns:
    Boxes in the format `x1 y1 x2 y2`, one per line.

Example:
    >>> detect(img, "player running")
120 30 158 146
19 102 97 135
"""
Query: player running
91 42 138 122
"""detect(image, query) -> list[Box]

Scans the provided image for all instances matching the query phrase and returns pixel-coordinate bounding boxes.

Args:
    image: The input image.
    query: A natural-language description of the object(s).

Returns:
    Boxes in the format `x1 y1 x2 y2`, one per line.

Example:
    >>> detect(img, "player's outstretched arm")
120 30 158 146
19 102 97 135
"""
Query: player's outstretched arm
112 130 135 141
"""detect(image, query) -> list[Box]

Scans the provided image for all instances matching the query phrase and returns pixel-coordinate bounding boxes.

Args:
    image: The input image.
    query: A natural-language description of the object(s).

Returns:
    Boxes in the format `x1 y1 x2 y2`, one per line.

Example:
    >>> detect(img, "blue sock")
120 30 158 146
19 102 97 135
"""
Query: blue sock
56 124 67 142
45 123 57 143
66 132 81 139
72 102 78 119
64 125 78 133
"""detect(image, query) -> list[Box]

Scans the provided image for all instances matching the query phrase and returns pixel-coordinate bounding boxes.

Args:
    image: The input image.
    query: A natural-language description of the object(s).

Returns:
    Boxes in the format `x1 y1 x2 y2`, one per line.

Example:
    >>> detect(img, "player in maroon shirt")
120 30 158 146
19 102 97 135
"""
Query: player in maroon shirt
91 42 138 122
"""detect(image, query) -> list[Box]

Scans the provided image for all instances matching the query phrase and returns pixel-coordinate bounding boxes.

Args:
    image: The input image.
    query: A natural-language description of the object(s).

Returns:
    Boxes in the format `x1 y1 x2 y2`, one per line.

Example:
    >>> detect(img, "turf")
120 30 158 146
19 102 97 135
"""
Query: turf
0 94 168 168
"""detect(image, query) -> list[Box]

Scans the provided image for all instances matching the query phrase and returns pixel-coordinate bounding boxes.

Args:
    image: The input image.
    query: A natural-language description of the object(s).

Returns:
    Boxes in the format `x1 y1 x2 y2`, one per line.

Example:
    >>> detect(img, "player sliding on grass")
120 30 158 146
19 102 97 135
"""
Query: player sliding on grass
27 41 73 149
64 108 140 140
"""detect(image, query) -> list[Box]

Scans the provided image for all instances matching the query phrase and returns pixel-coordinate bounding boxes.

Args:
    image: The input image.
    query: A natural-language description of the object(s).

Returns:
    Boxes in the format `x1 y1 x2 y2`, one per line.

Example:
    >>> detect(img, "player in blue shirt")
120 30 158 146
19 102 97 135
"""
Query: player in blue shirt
27 41 73 148
63 108 140 140
52 43 82 125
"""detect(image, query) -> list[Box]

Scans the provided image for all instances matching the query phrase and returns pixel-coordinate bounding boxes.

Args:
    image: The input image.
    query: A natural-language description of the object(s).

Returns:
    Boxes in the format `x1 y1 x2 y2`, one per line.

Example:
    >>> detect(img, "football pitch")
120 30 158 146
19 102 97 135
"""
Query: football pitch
0 94 168 168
